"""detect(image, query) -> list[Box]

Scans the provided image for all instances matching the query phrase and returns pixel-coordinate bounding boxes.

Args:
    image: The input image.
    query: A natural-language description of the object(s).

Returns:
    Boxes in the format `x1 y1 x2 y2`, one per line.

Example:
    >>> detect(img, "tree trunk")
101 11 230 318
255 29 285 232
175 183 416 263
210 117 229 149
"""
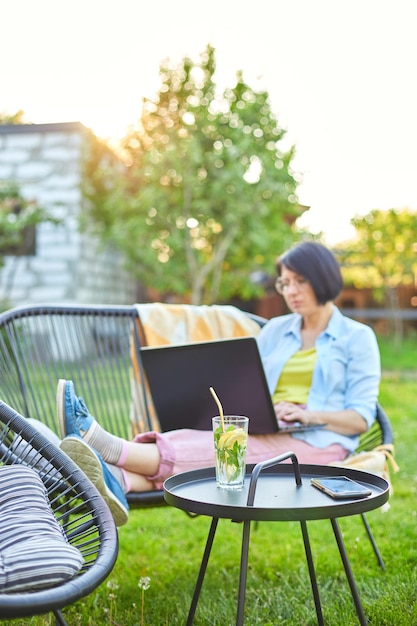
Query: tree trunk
386 286 403 346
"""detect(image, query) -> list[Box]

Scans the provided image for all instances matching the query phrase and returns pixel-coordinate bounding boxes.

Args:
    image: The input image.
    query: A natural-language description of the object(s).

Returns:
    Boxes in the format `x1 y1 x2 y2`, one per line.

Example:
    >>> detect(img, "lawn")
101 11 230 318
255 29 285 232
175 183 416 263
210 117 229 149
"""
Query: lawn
9 335 417 625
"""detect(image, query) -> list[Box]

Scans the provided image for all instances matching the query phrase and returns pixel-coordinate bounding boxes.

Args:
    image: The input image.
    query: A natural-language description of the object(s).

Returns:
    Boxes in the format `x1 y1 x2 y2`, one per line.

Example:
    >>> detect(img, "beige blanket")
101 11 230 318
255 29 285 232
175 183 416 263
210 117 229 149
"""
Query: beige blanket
130 303 262 433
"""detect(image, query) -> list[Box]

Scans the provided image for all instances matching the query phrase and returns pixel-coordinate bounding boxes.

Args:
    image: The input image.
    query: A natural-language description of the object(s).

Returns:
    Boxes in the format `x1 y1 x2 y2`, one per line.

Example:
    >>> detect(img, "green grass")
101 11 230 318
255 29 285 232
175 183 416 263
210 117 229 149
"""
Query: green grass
8 334 417 625
377 332 417 372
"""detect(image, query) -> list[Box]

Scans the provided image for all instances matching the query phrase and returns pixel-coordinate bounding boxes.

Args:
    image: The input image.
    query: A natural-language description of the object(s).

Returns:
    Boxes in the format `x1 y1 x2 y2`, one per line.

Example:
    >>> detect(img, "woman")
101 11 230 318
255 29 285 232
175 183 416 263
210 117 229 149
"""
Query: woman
57 241 381 524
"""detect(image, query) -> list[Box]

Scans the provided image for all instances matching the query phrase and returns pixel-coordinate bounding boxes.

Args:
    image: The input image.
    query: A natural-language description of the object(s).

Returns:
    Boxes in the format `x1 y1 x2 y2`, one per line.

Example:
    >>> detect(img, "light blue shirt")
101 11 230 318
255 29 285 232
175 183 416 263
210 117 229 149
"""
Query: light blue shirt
256 307 381 452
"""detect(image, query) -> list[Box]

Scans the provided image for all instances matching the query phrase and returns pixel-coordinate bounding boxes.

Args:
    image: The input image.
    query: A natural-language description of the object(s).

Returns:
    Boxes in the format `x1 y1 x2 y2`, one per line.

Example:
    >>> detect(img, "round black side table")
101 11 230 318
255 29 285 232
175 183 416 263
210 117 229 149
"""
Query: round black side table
164 452 389 626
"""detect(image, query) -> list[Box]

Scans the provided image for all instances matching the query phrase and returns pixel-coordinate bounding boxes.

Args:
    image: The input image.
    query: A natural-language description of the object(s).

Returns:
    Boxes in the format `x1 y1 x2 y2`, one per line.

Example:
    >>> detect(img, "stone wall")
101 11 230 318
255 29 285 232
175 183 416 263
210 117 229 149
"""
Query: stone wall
0 122 137 307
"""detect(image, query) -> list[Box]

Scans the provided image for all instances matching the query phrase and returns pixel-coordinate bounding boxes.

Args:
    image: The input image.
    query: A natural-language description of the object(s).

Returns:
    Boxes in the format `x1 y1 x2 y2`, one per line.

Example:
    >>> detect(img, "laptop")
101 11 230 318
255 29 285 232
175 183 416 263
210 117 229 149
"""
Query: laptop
140 337 326 435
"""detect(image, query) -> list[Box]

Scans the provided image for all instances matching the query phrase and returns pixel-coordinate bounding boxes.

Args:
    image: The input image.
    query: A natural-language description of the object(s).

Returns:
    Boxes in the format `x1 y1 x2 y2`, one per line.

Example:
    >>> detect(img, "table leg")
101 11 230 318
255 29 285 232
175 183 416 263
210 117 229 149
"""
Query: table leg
300 520 324 626
360 513 385 569
331 518 368 626
186 517 219 626
236 519 252 626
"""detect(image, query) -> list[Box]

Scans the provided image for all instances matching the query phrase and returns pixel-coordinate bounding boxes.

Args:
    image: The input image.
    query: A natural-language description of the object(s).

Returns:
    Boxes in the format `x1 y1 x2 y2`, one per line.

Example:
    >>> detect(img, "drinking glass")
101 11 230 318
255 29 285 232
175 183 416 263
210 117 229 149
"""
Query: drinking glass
212 415 249 489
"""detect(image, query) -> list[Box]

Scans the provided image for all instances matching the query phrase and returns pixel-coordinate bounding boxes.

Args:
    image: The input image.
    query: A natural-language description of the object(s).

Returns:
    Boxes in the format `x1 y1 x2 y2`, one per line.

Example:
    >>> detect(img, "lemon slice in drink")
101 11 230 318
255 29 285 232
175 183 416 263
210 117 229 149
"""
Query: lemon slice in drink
218 427 248 450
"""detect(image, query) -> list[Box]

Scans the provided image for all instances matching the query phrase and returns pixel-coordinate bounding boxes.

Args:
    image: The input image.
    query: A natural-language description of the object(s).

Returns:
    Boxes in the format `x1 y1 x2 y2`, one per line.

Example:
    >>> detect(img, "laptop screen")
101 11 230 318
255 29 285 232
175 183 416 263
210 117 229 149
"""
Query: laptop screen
140 337 279 435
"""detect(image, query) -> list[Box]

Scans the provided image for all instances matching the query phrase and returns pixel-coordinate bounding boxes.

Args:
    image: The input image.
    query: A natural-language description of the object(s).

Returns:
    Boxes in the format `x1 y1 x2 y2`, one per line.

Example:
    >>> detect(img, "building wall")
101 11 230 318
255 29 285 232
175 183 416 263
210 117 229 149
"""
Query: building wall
0 122 137 307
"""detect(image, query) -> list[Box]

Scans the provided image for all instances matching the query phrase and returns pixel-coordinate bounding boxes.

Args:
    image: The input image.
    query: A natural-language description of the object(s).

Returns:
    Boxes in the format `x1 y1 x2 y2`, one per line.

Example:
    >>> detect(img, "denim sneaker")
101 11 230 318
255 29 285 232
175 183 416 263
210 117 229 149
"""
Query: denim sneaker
59 435 129 527
56 379 95 440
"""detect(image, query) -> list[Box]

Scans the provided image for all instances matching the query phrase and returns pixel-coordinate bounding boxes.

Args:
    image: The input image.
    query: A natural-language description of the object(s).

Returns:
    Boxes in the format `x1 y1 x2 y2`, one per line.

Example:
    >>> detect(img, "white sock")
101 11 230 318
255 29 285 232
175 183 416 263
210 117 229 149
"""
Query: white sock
82 421 123 465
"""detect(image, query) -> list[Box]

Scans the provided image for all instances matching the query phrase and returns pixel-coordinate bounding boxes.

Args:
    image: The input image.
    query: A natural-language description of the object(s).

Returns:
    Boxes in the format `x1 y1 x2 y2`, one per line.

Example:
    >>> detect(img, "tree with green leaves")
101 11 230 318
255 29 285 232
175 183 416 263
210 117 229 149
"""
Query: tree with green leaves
84 45 303 304
337 208 417 340
0 110 26 125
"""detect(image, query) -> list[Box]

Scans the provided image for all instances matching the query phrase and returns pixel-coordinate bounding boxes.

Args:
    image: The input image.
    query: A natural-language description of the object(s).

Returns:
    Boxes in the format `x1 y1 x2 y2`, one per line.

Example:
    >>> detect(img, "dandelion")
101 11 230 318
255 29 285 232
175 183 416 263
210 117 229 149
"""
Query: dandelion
139 576 151 591
138 576 151 626
107 580 119 591
106 579 119 623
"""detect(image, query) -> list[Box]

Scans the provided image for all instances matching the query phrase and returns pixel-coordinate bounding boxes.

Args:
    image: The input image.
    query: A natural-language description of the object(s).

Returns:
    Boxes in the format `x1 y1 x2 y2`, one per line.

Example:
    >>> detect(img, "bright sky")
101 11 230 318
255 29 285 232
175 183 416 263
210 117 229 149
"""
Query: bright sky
2 0 417 243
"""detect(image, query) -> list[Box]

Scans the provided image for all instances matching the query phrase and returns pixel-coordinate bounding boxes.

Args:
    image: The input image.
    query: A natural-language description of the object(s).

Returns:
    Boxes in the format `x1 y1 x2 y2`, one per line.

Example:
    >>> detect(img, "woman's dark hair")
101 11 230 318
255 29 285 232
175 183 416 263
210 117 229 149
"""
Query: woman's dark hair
276 241 343 305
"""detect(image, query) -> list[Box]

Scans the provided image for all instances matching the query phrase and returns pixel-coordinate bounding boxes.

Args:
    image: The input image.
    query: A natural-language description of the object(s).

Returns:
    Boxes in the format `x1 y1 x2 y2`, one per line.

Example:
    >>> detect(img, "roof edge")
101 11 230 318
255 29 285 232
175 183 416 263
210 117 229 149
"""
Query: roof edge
0 121 88 135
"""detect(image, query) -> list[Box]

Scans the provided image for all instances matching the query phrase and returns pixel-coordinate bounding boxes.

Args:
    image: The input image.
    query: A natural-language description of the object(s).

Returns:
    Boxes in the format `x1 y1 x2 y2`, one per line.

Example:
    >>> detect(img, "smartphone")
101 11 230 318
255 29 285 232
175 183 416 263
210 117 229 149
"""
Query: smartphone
310 476 372 499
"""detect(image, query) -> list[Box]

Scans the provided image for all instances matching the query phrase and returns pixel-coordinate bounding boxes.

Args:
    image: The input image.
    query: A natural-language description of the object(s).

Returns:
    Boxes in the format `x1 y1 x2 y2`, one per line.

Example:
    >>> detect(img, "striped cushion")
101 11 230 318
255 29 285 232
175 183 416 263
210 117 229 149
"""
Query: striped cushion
0 465 84 592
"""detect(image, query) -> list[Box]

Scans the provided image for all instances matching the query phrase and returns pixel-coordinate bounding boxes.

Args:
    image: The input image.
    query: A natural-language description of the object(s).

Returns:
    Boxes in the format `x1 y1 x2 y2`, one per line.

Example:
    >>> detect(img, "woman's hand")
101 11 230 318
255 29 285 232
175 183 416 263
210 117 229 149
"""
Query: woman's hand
274 402 307 424
274 402 368 435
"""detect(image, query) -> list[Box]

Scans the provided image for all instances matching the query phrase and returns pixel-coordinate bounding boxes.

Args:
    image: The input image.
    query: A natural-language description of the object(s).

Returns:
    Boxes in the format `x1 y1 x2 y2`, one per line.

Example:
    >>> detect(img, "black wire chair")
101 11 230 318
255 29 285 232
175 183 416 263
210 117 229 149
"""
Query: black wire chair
0 400 118 624
354 402 395 569
356 403 393 452
0 303 265 509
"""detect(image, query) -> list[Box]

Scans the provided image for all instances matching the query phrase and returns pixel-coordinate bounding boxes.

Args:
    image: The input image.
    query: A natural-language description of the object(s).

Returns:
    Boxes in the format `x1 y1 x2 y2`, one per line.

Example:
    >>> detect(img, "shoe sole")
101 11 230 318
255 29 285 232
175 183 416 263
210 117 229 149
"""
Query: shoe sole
56 378 68 440
60 437 128 527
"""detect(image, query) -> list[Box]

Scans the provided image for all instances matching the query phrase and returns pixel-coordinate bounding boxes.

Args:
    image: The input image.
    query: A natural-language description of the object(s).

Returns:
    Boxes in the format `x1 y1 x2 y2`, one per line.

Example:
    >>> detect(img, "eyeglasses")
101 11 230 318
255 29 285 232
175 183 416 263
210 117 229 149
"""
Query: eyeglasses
275 277 308 295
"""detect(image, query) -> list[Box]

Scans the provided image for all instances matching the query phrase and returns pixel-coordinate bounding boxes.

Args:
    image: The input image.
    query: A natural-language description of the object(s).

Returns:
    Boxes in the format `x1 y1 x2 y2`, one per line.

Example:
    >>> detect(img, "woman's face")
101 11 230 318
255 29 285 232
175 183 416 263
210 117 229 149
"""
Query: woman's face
277 267 319 315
